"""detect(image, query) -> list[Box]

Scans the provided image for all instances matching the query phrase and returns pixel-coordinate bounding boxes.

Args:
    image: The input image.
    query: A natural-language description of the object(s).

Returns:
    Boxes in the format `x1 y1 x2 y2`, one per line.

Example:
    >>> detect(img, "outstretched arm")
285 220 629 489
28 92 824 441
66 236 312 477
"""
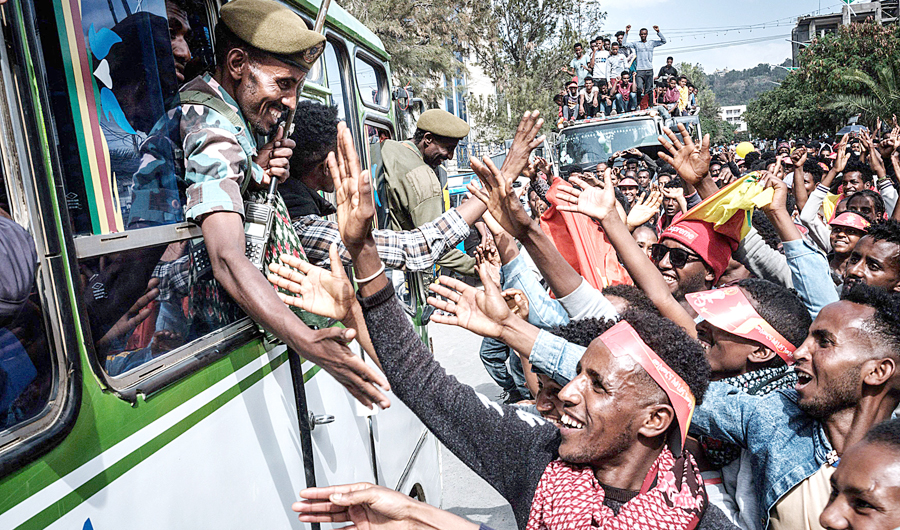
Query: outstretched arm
657 124 718 199
555 172 697 337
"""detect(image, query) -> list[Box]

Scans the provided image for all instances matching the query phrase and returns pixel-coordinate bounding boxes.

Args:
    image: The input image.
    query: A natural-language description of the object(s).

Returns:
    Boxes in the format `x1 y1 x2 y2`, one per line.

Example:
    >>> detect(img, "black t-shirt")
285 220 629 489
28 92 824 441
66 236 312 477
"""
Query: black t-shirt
658 65 678 78
279 178 336 220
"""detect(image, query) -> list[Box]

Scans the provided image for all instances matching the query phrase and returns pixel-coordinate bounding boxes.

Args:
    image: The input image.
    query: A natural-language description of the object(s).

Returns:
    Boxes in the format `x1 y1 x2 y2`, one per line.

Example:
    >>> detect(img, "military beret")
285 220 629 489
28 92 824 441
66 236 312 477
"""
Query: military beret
416 109 470 139
220 0 326 71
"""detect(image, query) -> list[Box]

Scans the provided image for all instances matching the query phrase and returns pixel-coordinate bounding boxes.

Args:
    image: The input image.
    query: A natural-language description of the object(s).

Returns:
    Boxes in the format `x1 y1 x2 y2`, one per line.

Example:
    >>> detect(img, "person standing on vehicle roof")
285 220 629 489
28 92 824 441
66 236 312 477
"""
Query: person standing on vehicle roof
175 0 391 409
623 25 667 106
381 109 476 276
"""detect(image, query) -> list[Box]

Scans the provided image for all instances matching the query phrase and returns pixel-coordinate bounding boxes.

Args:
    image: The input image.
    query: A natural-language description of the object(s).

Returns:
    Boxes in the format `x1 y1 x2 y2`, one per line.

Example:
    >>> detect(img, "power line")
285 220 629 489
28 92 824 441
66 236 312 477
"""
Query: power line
663 34 792 55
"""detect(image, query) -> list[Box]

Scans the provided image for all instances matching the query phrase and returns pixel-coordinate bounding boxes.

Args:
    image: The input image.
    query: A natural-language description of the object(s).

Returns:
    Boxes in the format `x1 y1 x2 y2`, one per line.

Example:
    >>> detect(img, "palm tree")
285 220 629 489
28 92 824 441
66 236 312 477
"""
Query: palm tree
831 61 900 123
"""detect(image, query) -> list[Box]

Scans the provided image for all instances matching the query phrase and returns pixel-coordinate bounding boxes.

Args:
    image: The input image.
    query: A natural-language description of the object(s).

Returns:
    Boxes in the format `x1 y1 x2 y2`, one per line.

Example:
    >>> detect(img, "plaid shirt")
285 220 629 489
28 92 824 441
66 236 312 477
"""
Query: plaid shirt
153 255 191 302
293 208 470 271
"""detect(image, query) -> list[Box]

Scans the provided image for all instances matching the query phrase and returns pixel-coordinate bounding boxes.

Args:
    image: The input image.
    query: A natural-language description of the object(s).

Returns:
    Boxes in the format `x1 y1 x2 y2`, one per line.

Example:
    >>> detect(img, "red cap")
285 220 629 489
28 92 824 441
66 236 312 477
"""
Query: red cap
660 215 742 282
618 177 639 187
830 211 870 231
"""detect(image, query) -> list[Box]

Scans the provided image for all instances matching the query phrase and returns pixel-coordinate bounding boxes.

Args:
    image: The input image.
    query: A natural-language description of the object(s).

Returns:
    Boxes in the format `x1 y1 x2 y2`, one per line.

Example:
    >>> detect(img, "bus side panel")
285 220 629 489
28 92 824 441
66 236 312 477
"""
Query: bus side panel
41 359 307 530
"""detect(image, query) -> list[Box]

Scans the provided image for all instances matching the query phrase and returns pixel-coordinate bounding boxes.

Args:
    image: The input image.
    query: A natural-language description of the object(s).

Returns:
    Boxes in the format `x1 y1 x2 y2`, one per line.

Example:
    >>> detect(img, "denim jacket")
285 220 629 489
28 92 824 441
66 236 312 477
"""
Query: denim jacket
689 382 834 530
783 239 839 320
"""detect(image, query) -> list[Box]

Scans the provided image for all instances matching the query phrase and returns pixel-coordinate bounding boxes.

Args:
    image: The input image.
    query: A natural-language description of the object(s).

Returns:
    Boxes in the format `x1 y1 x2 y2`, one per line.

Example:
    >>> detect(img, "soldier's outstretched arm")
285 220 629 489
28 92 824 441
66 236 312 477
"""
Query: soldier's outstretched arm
200 210 391 409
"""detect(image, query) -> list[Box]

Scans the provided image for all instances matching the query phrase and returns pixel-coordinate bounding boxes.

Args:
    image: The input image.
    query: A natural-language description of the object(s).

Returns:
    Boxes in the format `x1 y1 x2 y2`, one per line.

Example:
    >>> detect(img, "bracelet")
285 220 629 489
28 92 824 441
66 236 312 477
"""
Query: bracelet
353 262 385 284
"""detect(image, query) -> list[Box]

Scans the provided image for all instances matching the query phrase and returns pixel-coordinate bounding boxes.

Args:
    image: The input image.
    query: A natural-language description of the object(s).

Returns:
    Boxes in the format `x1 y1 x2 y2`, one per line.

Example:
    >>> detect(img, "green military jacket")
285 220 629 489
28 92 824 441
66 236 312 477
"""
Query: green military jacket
382 139 475 276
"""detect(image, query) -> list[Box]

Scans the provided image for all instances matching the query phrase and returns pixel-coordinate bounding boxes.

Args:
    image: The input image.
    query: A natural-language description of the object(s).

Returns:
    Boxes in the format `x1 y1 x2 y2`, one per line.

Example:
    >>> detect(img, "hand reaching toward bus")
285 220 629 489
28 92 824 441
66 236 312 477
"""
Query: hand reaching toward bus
555 171 617 222
427 265 512 341
657 124 711 189
503 288 530 321
468 156 534 239
330 122 376 255
268 244 355 322
499 111 545 181
294 482 479 530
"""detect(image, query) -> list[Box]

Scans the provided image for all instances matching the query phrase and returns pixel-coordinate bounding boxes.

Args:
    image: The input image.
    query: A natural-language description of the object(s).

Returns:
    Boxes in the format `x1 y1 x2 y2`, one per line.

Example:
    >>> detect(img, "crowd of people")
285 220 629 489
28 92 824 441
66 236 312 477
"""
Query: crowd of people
275 106 900 530
3 0 899 528
556 25 699 125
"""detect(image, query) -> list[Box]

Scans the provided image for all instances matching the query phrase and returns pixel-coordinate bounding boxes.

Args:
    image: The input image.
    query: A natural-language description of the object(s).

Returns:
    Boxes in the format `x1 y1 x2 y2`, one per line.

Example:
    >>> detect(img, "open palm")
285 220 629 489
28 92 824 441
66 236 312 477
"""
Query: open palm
427 269 510 340
555 172 617 222
330 122 375 254
267 244 355 321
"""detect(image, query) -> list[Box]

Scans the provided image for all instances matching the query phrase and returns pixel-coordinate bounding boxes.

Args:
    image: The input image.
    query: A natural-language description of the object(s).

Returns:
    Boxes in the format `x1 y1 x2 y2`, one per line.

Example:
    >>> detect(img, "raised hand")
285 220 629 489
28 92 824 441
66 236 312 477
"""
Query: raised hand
468 156 534 239
499 111 545 181
556 171 617 222
833 134 852 173
533 156 552 179
653 25 660 32
329 122 375 255
268 244 355 321
626 189 663 229
427 265 512 340
657 124 711 188
758 171 789 214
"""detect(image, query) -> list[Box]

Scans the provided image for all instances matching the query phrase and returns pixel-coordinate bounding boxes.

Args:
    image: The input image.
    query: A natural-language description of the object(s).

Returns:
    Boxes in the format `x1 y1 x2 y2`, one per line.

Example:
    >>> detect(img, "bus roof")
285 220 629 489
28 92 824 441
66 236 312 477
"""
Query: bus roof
289 0 389 61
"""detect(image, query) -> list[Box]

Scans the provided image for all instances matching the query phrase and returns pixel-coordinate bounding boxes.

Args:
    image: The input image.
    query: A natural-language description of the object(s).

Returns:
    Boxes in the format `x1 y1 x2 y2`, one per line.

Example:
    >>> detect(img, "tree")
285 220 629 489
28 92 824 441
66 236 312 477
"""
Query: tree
832 61 900 124
744 20 900 138
342 0 492 103
467 0 606 142
677 62 734 144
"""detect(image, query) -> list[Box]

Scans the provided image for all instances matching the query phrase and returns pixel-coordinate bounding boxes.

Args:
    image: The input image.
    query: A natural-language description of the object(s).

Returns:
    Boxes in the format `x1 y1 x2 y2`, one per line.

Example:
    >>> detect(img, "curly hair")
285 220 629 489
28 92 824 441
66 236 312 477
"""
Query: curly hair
864 219 900 247
846 190 886 222
552 310 710 405
864 418 900 453
288 100 340 178
738 279 812 349
602 284 659 314
752 210 783 252
843 158 874 184
842 282 900 360
803 158 824 184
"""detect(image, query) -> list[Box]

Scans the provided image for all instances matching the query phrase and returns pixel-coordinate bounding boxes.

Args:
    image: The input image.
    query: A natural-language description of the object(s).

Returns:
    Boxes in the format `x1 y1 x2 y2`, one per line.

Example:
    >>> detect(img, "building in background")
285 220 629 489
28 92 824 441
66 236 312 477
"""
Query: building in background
792 1 899 67
719 105 748 133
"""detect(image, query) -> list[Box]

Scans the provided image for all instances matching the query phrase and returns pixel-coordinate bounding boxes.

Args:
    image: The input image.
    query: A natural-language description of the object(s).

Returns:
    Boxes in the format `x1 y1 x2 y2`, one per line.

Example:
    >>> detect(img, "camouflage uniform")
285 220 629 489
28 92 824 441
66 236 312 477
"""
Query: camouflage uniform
178 73 327 332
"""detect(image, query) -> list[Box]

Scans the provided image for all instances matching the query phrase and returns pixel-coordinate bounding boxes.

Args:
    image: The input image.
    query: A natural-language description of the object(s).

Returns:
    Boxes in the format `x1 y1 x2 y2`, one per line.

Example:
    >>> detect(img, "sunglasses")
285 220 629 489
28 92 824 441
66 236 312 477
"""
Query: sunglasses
650 244 702 269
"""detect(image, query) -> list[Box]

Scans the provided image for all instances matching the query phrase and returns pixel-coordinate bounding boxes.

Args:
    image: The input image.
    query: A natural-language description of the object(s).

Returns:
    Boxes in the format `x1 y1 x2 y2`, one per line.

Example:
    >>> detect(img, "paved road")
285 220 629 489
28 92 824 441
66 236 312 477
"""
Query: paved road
428 321 517 530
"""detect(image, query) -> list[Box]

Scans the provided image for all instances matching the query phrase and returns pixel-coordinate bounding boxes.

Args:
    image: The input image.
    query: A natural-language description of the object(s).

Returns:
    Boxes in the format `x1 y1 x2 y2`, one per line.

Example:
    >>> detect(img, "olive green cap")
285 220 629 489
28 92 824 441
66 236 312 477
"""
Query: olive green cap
220 0 326 71
416 109 470 139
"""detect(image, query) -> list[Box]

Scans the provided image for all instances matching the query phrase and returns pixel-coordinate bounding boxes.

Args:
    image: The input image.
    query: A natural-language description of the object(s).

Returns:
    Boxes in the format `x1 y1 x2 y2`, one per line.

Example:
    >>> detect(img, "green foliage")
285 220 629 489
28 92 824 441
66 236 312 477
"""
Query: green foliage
706 62 790 106
468 0 605 142
744 20 900 138
342 0 492 103
677 62 735 144
832 61 900 124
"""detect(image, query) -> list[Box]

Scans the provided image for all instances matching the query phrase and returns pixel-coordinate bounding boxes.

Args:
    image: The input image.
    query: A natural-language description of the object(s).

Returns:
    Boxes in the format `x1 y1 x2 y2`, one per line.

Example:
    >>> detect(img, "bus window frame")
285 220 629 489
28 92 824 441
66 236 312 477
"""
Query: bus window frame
353 50 390 114
47 0 264 402
0 0 82 477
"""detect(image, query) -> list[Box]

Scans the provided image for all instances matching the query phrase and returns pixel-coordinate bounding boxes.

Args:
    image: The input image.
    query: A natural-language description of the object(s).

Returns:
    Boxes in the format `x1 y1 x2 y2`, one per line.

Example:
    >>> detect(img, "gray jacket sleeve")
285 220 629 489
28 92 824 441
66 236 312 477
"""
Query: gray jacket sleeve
734 227 793 288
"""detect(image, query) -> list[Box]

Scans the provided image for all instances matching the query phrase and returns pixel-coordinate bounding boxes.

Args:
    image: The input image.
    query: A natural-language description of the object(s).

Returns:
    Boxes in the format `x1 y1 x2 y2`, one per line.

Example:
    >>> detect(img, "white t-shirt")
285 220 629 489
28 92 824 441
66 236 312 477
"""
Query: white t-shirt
579 86 599 106
607 54 628 81
591 50 610 81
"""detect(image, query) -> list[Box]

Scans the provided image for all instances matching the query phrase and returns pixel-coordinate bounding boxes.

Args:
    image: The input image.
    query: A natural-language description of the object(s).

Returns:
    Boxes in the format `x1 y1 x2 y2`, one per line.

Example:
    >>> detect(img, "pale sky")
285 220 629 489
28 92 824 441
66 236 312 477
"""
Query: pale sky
594 0 847 73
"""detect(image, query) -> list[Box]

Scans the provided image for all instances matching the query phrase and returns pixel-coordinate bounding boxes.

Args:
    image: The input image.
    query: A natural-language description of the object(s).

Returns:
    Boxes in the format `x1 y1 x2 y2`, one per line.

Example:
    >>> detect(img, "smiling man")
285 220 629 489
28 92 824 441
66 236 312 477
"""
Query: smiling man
381 108 475 275
688 283 900 530
175 0 391 409
819 419 900 530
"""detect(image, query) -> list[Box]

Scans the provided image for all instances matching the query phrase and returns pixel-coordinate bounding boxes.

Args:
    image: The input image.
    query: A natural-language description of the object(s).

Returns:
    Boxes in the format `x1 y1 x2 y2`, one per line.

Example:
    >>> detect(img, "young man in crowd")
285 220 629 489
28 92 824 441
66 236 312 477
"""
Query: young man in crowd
590 37 610 87
657 56 678 80
606 42 628 86
578 76 600 119
561 42 591 86
623 25 666 104
272 113 736 530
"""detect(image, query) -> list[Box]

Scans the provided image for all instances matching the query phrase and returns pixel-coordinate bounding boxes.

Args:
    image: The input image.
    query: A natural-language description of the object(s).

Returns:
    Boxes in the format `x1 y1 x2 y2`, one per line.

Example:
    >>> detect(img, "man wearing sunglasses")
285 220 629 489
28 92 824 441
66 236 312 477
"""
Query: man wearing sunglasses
651 215 742 304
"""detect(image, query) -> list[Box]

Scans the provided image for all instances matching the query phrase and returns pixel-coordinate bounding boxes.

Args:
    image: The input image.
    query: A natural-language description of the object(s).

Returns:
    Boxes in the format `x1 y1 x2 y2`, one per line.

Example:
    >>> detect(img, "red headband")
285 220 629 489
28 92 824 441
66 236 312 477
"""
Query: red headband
599 321 695 453
686 287 796 365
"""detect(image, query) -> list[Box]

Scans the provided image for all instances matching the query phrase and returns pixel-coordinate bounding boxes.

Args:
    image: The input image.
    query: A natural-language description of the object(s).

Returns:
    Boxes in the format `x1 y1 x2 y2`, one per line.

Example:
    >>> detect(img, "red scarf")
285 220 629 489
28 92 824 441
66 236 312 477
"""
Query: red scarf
527 448 706 530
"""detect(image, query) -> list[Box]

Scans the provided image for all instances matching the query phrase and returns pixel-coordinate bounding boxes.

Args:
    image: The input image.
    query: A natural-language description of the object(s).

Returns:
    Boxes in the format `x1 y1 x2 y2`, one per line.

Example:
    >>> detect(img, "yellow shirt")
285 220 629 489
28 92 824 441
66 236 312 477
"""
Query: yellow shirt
769 462 835 530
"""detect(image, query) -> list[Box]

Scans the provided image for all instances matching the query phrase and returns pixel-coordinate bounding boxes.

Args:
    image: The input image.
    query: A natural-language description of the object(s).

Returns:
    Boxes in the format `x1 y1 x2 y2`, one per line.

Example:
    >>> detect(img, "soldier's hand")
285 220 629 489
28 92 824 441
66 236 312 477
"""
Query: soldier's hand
256 124 296 186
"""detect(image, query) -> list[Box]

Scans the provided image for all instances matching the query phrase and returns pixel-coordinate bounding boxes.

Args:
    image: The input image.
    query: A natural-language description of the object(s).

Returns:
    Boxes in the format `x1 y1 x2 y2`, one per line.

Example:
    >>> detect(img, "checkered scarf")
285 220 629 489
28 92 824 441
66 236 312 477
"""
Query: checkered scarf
527 447 706 530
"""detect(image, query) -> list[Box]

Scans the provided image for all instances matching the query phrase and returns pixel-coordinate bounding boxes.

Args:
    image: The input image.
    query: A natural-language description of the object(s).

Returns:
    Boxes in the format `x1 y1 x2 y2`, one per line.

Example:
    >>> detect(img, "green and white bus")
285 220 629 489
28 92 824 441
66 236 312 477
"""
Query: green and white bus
0 0 440 528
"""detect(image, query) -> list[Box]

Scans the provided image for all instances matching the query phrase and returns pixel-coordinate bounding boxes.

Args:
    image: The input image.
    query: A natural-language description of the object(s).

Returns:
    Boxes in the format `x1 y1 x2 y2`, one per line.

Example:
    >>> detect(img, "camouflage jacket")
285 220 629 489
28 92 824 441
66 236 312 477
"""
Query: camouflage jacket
179 73 265 222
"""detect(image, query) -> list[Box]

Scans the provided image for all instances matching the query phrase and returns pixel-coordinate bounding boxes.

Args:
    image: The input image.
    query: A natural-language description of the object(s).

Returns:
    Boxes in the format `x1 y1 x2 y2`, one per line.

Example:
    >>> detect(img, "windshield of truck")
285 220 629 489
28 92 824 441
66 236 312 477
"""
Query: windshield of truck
557 119 659 166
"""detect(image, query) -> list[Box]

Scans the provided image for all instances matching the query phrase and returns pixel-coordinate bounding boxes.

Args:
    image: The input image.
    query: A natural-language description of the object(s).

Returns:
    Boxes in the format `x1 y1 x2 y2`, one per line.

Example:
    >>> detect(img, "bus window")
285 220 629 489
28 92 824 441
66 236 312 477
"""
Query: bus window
354 55 387 108
323 41 348 121
0 217 54 432
51 0 215 236
78 240 246 377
